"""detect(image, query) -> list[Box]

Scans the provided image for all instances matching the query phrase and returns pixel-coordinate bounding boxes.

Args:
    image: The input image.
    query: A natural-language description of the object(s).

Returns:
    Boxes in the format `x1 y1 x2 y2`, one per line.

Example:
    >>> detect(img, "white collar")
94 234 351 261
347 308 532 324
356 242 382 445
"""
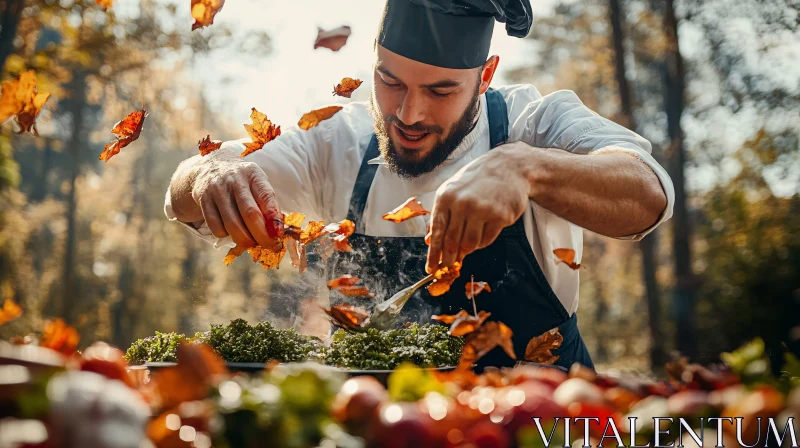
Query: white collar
367 94 488 166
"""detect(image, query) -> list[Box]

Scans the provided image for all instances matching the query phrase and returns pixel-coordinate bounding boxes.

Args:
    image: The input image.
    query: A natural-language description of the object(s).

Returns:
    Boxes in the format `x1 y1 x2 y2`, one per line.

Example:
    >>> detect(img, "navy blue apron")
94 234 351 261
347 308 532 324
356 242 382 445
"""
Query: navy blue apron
326 88 594 370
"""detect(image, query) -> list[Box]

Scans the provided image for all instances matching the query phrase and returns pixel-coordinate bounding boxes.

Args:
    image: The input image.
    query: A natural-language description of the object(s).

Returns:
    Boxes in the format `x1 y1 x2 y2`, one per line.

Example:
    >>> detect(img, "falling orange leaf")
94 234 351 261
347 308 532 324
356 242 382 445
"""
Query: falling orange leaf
0 70 51 135
383 197 430 223
95 0 112 8
0 298 22 326
150 342 227 410
427 262 461 297
198 135 222 156
299 220 326 245
248 244 287 270
524 327 563 364
298 105 342 130
191 0 225 30
553 248 581 270
465 281 491 299
327 275 375 297
458 321 515 370
327 275 360 289
322 303 370 330
241 107 281 157
313 25 351 51
432 310 491 337
99 108 147 162
333 77 362 98
40 318 80 356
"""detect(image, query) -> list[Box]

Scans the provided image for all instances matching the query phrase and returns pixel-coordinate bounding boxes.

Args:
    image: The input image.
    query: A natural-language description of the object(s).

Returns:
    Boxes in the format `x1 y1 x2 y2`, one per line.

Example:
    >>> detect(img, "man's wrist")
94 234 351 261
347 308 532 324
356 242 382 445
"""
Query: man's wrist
494 141 555 201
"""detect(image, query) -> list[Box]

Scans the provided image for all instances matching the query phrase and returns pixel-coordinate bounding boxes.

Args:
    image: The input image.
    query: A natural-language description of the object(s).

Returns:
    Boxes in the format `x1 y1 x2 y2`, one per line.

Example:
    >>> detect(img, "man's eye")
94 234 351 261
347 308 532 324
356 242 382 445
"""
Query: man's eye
380 77 399 87
430 90 452 98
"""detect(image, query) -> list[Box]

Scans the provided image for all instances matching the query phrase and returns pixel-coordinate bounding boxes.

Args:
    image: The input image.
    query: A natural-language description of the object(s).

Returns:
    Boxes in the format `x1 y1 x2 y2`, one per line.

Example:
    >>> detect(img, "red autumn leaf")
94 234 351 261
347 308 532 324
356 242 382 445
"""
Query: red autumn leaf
151 341 227 410
458 321 515 370
432 310 492 337
242 107 281 157
383 197 430 223
333 77 362 98
322 303 370 330
313 25 351 52
427 262 461 297
198 135 222 156
99 108 147 162
0 298 22 326
0 70 50 135
327 275 360 289
39 318 80 356
524 327 563 364
191 0 225 30
298 105 343 130
465 281 491 299
553 248 581 270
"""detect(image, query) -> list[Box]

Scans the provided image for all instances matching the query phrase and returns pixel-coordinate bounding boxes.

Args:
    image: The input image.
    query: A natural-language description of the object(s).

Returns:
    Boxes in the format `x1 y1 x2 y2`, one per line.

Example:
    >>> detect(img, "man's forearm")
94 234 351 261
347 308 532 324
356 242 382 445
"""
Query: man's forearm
498 143 668 238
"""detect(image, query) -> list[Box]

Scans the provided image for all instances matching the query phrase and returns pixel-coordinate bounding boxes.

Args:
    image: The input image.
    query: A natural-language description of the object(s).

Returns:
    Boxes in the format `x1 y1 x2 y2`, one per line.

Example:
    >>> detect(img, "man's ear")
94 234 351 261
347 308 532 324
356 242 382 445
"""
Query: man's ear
478 55 500 95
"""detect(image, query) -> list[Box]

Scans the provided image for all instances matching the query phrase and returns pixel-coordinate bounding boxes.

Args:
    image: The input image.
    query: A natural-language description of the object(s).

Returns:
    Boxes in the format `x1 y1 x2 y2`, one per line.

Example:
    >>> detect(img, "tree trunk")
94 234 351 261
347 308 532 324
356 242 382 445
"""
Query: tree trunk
0 0 24 73
663 0 696 359
60 71 88 322
608 0 665 367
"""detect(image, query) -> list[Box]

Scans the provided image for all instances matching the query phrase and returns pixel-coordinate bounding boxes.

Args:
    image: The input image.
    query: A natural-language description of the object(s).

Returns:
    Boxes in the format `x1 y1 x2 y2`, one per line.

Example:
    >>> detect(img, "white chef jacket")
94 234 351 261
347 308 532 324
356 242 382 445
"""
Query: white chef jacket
165 84 675 316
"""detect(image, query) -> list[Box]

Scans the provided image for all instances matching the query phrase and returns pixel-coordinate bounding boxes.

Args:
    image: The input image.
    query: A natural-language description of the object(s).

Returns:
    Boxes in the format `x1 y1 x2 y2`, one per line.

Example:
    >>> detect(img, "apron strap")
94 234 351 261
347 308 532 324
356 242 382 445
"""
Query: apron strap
346 88 509 232
346 135 380 233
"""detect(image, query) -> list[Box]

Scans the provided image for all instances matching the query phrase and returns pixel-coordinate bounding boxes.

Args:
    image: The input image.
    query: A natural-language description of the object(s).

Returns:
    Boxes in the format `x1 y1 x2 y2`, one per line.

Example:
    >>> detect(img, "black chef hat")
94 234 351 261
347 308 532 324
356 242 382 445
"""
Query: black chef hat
377 0 533 69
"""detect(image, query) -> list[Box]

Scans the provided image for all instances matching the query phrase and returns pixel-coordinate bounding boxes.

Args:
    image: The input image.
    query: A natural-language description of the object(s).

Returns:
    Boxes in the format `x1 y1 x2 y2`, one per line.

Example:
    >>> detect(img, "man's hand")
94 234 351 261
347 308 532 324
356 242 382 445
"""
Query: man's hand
426 143 532 273
169 147 284 250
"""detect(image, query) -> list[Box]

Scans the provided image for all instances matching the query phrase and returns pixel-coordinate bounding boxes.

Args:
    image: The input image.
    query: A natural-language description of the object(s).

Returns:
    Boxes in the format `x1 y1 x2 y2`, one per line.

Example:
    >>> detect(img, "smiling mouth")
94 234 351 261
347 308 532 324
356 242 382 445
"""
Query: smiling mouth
394 124 431 147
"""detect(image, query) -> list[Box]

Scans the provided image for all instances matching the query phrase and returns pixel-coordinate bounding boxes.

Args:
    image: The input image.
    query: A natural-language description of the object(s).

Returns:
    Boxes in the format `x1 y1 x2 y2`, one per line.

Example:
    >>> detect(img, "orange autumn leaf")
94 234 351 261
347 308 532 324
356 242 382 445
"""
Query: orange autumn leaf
553 248 581 270
191 0 225 30
383 197 430 223
432 310 491 337
95 0 112 8
198 135 222 156
322 303 370 330
242 107 281 157
299 220 326 245
322 219 355 252
327 275 360 289
249 244 287 270
524 327 563 365
0 298 22 326
99 108 147 162
39 318 80 356
223 244 248 266
458 321 515 370
336 286 375 297
298 105 342 130
427 262 462 297
313 25 351 52
283 211 306 229
0 70 51 135
465 281 491 299
333 77 362 98
151 342 226 410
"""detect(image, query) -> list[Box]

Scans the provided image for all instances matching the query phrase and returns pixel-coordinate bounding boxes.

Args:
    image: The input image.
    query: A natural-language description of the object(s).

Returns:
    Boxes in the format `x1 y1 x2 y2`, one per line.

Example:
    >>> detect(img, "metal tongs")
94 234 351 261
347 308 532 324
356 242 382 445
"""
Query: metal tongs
364 273 435 330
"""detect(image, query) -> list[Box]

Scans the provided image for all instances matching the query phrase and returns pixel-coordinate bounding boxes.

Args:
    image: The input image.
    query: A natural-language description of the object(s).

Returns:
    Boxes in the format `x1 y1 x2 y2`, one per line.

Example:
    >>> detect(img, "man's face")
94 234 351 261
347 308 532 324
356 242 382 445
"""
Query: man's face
370 45 483 178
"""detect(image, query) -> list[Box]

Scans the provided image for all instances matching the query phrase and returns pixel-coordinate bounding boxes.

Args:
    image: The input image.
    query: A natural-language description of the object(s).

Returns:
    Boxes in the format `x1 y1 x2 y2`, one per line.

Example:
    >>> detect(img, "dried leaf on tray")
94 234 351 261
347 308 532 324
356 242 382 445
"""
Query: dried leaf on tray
322 303 370 330
99 108 147 162
427 262 461 297
198 135 222 156
241 107 281 157
553 248 581 270
313 25 351 51
383 197 430 223
191 0 225 30
523 327 563 364
0 70 50 135
0 298 22 326
333 77 362 98
298 105 343 130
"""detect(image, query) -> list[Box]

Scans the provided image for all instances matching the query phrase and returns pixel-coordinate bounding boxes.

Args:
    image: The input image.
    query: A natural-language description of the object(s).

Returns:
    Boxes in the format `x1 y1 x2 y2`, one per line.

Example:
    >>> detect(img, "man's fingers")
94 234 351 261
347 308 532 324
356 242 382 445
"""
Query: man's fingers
216 194 256 248
479 221 504 250
250 173 284 239
440 217 465 269
426 208 449 274
200 195 227 239
233 185 275 248
458 218 485 261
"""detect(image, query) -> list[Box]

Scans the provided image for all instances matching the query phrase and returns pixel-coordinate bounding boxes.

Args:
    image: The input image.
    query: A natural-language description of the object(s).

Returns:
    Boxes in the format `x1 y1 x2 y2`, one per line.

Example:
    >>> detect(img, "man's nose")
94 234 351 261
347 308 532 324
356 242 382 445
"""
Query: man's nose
396 91 426 125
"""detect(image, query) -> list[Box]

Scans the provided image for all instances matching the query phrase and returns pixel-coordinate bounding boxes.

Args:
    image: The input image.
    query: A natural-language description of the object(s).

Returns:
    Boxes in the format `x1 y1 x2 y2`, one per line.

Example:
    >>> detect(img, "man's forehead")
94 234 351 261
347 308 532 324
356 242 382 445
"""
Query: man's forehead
375 44 475 86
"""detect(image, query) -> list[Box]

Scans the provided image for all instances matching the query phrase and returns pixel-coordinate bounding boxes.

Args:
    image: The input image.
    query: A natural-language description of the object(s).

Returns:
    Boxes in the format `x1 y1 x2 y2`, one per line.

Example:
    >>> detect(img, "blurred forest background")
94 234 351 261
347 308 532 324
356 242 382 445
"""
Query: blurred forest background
0 0 797 373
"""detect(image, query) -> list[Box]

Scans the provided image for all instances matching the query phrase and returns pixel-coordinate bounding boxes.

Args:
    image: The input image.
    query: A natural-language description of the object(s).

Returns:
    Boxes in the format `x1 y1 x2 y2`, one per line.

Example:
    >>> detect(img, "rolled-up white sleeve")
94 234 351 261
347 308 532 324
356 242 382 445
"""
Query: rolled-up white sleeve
506 86 674 240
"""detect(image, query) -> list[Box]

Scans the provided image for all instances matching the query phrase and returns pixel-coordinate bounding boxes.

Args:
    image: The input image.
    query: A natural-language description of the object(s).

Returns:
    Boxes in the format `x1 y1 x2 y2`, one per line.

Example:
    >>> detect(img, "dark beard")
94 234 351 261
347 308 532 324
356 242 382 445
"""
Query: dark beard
369 88 481 179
